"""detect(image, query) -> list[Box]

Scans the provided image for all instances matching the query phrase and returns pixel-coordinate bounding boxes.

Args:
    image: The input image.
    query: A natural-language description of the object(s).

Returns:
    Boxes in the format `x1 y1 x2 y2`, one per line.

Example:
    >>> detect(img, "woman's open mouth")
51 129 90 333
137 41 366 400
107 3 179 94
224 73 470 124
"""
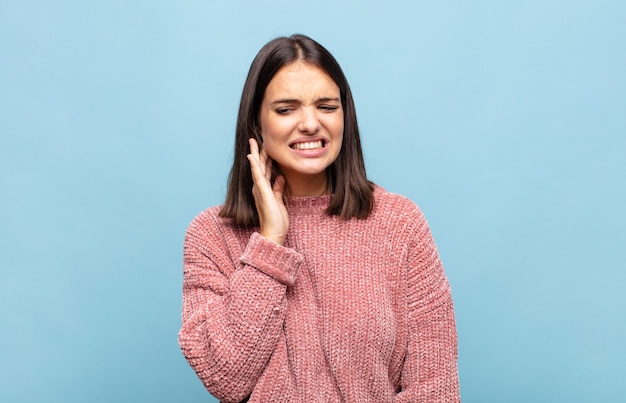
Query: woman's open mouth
290 140 325 150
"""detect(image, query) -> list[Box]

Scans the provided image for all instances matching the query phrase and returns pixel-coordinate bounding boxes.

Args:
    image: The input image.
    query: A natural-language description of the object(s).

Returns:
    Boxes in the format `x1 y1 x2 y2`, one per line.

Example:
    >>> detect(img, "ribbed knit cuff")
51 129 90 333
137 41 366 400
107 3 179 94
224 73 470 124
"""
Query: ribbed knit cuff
240 232 303 286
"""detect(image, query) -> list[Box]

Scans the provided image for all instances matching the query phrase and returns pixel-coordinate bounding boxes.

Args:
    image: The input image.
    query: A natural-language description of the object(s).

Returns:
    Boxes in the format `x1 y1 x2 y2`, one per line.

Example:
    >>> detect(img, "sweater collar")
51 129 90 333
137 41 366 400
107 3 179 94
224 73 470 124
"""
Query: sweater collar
285 194 331 214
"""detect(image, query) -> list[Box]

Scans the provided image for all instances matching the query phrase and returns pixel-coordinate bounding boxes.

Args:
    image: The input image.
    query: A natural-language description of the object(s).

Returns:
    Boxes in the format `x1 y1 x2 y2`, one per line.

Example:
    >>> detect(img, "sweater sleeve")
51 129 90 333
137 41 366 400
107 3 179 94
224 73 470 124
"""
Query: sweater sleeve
395 207 460 403
178 213 303 403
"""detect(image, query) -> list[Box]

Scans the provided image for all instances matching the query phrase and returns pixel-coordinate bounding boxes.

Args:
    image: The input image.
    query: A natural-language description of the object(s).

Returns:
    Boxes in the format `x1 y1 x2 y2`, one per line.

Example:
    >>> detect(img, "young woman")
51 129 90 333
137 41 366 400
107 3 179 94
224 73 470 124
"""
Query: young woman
179 34 460 402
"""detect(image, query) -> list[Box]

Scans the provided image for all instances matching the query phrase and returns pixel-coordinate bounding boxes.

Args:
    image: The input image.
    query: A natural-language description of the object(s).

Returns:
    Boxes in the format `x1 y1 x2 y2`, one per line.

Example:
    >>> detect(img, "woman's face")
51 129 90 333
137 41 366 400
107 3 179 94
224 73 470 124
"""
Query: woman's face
259 61 344 192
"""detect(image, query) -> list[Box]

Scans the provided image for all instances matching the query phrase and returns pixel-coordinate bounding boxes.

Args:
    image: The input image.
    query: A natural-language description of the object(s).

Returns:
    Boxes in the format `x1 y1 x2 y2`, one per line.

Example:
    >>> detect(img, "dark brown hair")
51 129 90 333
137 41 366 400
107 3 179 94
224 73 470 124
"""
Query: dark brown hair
219 34 374 226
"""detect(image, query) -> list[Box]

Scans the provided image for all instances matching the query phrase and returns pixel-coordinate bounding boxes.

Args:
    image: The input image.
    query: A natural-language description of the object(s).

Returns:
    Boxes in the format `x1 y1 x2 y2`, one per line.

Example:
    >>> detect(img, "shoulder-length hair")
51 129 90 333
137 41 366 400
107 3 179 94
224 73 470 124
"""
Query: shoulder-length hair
219 34 374 226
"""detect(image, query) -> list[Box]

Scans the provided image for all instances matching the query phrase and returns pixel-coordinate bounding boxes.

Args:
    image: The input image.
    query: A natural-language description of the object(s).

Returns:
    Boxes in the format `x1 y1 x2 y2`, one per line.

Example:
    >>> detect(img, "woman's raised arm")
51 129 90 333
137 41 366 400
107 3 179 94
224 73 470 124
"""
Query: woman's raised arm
178 211 302 402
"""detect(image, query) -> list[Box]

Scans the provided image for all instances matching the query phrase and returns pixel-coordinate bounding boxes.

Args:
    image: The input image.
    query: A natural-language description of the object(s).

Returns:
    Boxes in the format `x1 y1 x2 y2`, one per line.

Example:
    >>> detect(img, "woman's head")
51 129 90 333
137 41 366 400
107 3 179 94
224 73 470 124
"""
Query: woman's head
258 60 344 195
220 34 373 226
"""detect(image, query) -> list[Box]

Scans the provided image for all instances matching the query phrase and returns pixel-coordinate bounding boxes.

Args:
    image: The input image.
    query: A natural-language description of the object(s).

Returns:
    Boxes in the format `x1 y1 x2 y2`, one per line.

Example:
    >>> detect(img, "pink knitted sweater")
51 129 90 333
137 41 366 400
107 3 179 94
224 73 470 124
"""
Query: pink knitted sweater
179 187 460 402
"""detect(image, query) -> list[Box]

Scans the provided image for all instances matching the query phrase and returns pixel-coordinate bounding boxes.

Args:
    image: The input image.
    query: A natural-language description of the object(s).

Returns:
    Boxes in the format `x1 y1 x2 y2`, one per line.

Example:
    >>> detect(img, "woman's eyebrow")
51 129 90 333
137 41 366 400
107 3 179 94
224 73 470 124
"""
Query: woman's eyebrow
270 98 299 105
270 97 340 105
318 97 340 103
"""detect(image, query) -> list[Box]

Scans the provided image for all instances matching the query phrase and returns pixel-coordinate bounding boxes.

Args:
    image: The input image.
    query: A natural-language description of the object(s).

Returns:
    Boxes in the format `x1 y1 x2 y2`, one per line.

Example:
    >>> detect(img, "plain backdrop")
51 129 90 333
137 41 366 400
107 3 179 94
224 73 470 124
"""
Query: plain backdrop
1 1 625 402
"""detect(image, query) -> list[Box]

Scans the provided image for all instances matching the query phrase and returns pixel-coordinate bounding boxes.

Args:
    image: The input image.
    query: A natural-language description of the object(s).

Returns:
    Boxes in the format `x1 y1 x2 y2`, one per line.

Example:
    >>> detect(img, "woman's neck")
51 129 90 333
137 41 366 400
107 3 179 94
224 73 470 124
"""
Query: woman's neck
283 172 329 197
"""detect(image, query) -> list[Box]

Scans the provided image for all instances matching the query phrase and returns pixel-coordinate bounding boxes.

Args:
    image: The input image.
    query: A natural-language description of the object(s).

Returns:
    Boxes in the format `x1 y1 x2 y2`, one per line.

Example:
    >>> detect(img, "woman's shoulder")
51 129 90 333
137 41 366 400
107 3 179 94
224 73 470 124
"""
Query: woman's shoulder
371 186 436 249
188 204 222 225
185 204 237 237
372 185 424 219
183 204 256 254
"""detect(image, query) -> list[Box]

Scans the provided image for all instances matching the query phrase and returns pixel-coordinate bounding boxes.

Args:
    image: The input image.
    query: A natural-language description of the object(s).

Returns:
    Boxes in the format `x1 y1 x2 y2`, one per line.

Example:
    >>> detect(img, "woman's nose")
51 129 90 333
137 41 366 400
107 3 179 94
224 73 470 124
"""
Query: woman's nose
297 107 321 134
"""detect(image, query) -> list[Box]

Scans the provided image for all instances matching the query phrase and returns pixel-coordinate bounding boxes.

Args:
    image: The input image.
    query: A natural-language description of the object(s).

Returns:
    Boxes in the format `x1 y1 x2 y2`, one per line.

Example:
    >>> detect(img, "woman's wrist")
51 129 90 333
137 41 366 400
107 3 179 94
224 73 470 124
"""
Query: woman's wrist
260 231 285 246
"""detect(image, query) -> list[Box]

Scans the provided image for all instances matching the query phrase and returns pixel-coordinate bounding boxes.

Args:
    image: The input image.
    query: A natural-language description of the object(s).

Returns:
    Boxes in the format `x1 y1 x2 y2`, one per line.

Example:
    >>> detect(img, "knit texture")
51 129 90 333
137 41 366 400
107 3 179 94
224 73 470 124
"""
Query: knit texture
179 186 460 402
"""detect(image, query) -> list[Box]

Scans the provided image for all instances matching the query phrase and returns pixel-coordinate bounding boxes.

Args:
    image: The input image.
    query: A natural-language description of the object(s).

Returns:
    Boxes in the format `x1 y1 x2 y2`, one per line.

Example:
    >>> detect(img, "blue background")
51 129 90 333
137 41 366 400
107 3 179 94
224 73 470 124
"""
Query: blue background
1 1 624 402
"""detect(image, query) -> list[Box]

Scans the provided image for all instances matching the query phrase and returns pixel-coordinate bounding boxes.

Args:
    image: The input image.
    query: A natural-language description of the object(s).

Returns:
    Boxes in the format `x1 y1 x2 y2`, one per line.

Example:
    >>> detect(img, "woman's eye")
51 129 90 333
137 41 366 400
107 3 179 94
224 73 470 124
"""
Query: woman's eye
275 108 292 115
319 105 339 112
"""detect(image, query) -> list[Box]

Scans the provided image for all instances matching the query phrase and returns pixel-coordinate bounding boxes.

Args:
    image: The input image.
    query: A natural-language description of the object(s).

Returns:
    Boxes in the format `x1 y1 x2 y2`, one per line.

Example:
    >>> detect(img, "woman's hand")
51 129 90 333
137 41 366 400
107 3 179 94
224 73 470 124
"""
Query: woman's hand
247 138 289 245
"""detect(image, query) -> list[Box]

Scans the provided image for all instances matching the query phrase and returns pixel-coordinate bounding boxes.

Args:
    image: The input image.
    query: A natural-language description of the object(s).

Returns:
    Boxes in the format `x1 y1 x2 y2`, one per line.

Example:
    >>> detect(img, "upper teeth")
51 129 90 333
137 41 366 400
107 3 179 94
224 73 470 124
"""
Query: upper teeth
293 140 323 150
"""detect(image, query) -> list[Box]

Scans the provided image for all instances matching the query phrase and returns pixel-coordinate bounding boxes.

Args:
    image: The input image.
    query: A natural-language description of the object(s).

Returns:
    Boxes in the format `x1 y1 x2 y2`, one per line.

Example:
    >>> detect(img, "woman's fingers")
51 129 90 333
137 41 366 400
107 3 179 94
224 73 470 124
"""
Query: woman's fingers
261 147 272 181
249 138 275 188
248 137 260 162
248 138 267 187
